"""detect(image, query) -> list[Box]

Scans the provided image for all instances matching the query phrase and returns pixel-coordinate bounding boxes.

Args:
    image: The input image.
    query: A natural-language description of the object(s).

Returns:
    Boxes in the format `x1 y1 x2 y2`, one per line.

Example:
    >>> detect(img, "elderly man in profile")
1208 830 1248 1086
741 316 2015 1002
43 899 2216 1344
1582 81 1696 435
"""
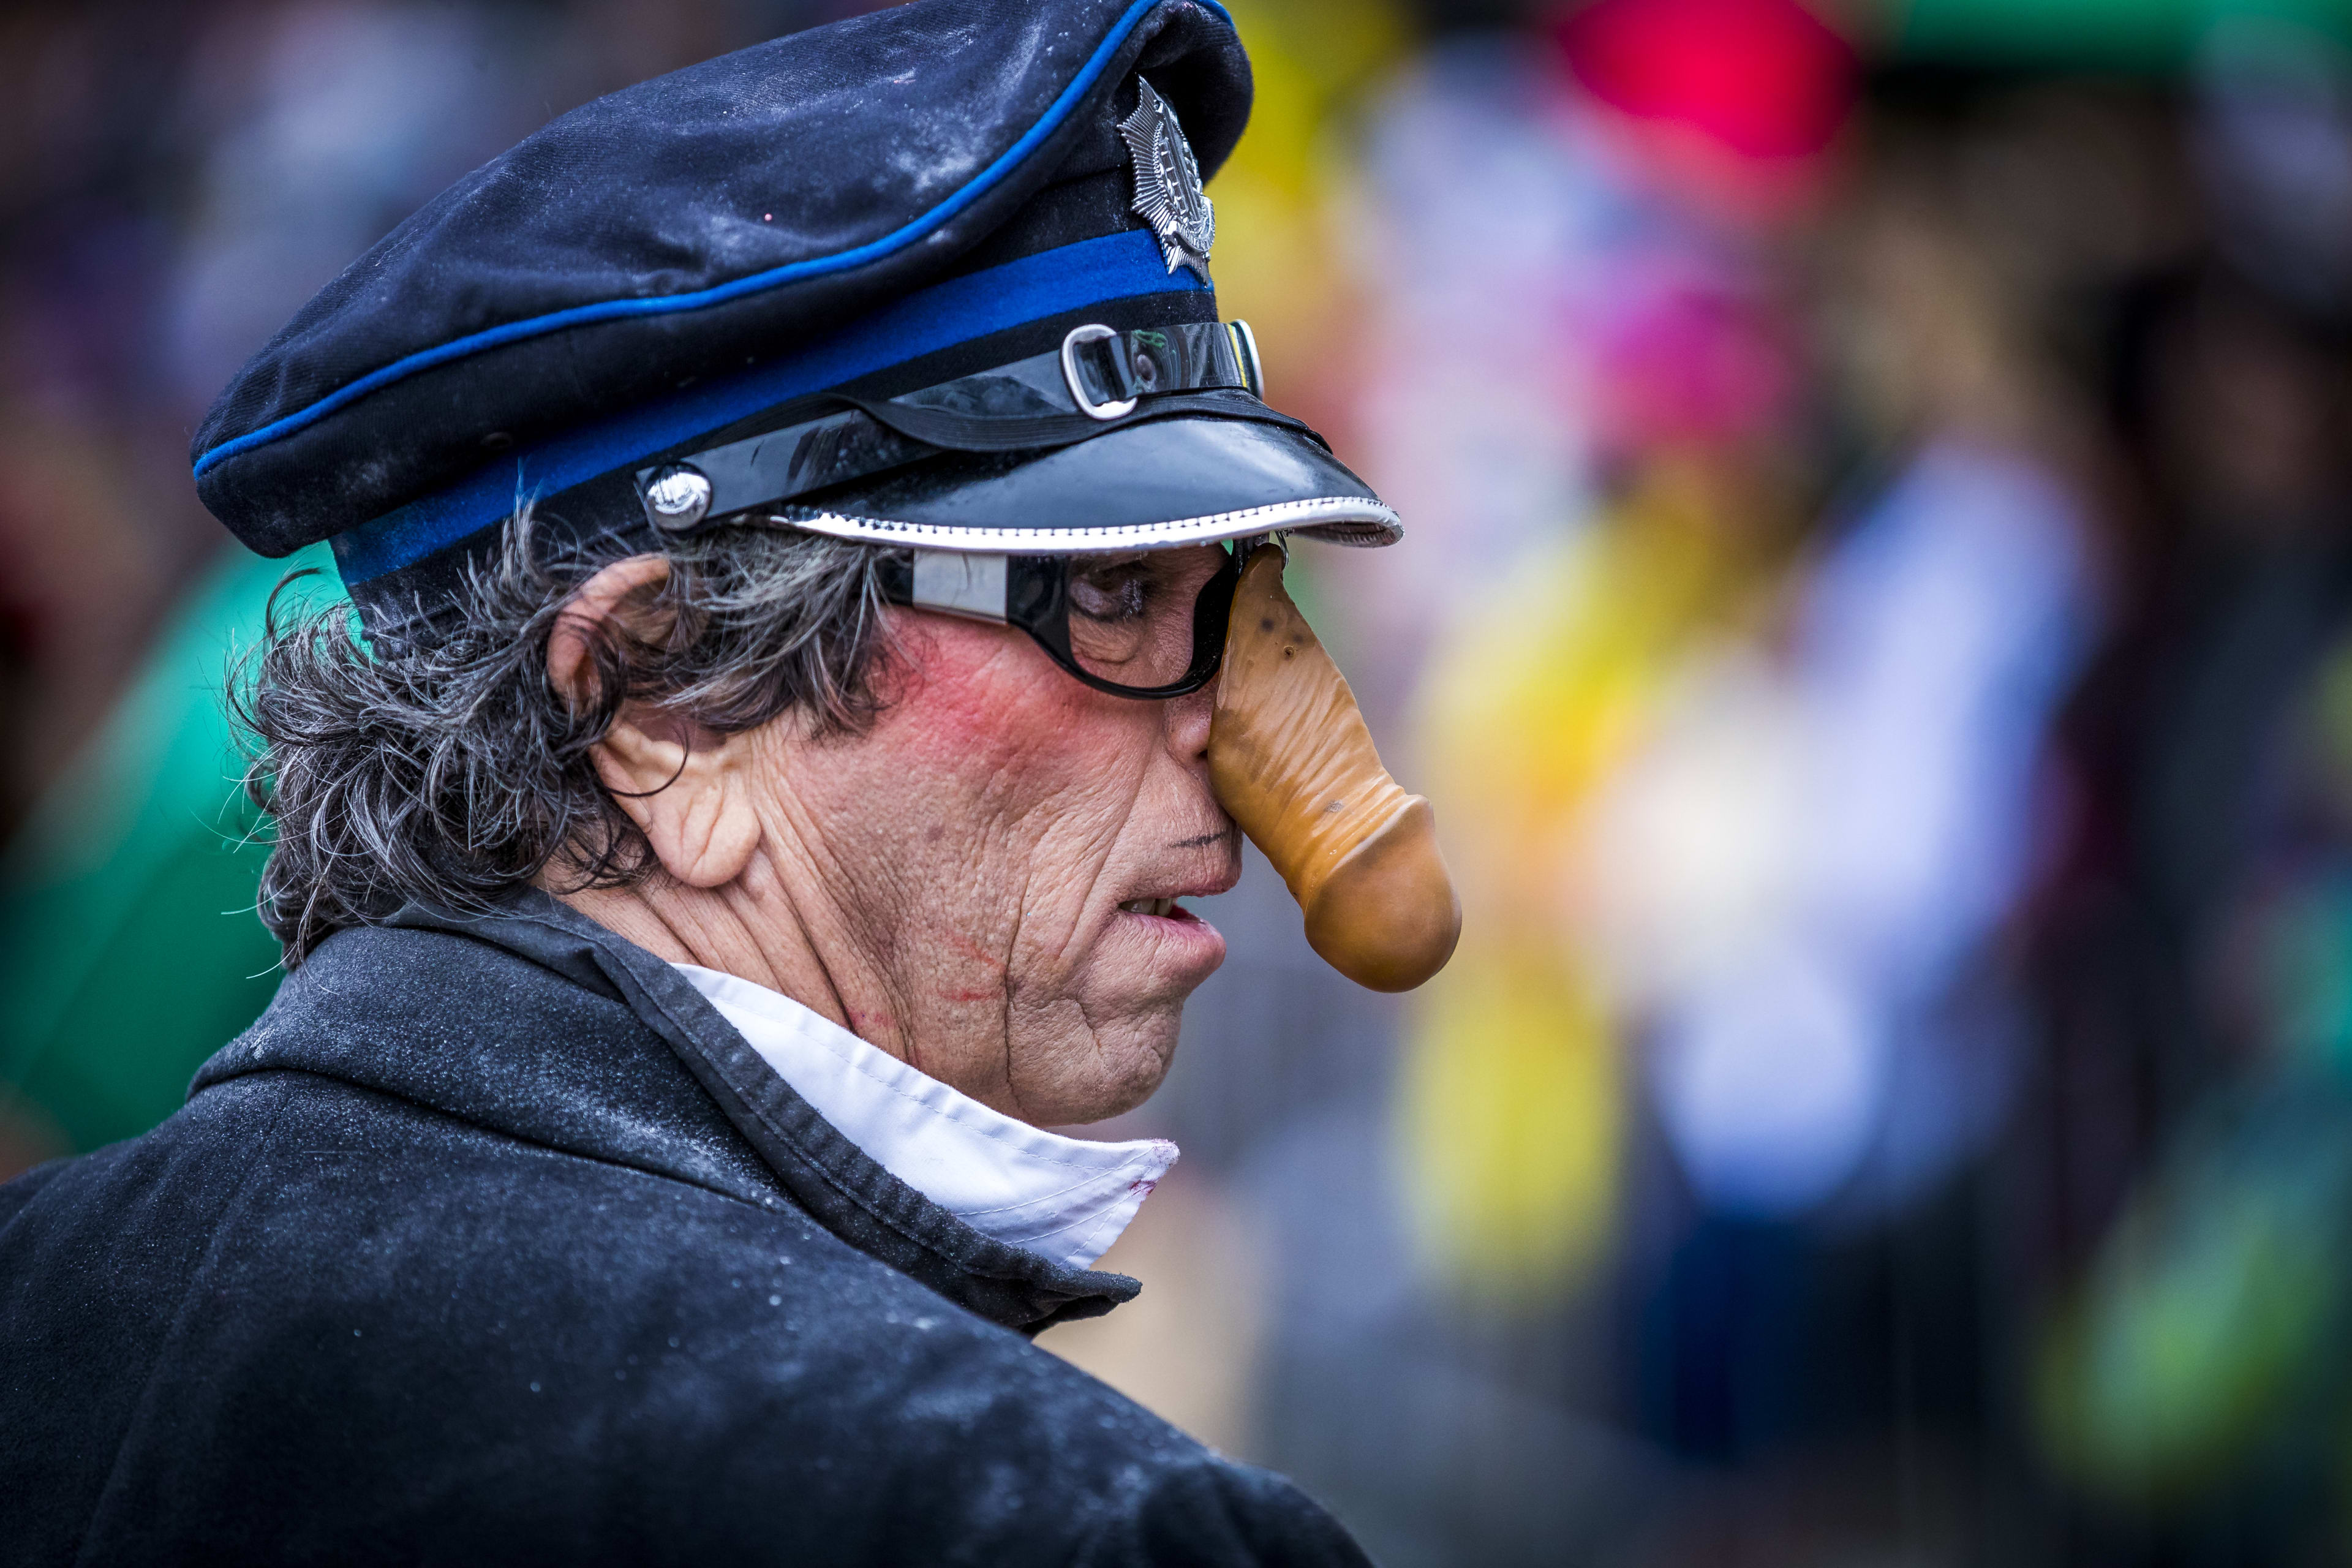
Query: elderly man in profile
0 1 1460 1562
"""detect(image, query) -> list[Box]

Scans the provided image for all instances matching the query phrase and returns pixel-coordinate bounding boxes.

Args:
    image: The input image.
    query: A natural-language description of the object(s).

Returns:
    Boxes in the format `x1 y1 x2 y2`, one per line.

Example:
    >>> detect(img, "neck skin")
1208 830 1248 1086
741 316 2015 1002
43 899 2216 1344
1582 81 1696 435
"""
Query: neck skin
560 820 894 1055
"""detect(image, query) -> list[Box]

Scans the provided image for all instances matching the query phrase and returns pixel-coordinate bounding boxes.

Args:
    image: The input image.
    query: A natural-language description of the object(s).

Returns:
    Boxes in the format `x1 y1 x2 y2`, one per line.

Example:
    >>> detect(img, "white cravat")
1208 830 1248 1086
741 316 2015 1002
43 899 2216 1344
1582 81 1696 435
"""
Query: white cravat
672 963 1175 1271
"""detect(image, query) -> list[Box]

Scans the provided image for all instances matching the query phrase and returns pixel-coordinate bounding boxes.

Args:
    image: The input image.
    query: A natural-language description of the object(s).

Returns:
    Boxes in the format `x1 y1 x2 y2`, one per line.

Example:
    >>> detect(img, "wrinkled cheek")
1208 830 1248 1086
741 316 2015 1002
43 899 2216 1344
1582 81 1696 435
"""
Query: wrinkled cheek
1014 813 1128 952
877 613 1161 983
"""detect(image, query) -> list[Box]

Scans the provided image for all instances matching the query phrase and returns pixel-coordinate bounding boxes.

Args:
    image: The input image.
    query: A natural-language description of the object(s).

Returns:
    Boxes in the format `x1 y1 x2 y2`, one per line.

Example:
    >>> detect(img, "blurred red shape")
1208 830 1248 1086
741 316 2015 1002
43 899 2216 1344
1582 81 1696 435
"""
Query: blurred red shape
1558 0 1856 162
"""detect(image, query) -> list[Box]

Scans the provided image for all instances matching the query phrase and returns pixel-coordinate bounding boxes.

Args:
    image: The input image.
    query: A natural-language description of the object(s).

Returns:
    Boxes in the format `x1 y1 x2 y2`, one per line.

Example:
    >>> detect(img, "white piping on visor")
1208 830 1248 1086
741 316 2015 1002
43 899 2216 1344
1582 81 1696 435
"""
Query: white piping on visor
778 495 1404 552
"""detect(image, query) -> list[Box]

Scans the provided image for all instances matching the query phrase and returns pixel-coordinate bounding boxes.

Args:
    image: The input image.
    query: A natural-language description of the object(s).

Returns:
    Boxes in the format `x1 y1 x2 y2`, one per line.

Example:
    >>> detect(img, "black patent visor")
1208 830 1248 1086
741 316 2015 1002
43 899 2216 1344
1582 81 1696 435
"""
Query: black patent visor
879 543 1239 699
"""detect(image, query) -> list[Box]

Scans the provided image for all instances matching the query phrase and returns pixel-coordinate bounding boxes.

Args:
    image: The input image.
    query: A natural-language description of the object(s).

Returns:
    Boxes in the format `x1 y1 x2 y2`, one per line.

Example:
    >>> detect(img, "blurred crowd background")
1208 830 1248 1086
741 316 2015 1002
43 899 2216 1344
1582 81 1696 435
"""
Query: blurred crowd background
6 0 2352 1560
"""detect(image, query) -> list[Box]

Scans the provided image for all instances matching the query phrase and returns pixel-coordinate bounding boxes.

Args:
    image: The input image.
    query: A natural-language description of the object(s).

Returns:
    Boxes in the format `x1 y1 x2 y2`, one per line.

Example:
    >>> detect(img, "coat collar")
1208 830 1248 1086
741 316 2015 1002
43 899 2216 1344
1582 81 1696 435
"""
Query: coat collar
194 890 1139 1334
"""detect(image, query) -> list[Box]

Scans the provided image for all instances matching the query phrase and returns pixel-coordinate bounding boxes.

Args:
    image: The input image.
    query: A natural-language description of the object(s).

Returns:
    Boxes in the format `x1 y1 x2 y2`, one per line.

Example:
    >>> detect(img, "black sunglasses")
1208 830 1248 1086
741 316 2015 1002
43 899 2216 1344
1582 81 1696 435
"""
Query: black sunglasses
879 542 1240 699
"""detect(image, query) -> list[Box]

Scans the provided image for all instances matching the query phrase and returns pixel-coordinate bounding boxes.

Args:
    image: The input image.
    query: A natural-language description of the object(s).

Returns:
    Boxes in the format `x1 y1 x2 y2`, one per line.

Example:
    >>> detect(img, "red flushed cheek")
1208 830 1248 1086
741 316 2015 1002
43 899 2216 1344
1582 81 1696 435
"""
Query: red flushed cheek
877 611 1108 793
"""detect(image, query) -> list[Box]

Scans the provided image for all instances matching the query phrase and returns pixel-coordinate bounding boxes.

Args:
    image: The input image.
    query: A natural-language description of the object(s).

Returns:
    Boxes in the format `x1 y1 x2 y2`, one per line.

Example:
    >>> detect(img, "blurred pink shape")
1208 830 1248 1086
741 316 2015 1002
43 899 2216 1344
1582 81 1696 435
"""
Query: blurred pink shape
1591 271 1799 450
1558 0 1856 163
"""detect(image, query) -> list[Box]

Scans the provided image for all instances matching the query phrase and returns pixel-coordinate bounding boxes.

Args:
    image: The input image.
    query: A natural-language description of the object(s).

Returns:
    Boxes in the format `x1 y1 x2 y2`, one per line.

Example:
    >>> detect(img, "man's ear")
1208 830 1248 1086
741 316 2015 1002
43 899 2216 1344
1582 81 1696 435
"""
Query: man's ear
546 554 763 889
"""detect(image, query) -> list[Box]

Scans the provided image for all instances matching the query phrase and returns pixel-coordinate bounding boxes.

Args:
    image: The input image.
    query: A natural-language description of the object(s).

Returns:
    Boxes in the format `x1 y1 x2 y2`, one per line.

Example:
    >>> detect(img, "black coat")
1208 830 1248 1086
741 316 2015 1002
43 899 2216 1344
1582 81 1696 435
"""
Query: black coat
0 893 1370 1566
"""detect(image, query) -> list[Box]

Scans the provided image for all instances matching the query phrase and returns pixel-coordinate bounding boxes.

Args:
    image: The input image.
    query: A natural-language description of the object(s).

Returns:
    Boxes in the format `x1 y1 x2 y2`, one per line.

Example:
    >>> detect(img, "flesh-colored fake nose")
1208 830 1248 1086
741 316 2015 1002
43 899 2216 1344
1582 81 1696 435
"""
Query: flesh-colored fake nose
1205 545 1461 992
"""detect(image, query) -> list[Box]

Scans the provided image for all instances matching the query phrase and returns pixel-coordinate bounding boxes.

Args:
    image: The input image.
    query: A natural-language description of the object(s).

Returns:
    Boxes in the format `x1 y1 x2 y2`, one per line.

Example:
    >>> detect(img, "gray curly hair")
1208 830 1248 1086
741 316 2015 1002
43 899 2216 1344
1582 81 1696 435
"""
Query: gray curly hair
232 515 894 967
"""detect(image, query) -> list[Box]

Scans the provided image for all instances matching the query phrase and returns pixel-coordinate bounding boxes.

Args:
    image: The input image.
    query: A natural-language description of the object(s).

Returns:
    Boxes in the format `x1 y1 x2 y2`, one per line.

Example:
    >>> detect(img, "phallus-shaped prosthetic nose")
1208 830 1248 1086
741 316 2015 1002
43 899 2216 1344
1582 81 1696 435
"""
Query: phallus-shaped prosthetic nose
1205 545 1461 991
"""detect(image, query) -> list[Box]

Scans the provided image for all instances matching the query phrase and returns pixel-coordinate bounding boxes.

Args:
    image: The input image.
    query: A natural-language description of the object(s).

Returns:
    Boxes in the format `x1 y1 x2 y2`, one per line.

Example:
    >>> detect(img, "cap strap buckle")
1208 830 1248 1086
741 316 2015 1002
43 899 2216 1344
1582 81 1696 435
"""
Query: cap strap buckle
1061 324 1138 421
1060 320 1261 420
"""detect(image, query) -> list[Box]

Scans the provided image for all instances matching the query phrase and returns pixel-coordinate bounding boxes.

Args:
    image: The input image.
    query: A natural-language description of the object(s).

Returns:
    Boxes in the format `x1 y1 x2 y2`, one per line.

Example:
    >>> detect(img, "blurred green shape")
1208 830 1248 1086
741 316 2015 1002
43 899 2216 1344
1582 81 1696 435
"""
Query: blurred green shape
1894 0 2352 69
2037 1074 2352 1503
0 543 337 1155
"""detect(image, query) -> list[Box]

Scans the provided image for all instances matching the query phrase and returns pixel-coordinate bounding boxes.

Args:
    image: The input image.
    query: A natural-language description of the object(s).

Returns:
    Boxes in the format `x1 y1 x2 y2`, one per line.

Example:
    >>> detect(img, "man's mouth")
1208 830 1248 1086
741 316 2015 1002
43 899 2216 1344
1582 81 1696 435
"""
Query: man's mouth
1117 897 1182 918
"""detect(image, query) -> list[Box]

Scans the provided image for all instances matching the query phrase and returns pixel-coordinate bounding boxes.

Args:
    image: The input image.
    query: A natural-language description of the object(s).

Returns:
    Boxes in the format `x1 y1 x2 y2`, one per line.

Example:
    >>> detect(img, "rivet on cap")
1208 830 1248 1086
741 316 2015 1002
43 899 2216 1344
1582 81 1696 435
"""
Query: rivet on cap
643 464 713 531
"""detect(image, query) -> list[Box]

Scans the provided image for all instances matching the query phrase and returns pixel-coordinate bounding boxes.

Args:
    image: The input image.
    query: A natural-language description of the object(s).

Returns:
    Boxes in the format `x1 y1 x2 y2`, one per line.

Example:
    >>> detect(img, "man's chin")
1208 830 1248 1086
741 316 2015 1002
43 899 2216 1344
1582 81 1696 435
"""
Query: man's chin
1022 1001 1189 1128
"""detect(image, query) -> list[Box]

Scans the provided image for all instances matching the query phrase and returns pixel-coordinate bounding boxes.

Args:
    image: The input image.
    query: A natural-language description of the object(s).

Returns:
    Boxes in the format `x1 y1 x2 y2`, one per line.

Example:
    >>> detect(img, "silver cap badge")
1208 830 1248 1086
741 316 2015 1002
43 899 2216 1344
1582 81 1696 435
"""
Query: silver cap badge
1121 80 1215 280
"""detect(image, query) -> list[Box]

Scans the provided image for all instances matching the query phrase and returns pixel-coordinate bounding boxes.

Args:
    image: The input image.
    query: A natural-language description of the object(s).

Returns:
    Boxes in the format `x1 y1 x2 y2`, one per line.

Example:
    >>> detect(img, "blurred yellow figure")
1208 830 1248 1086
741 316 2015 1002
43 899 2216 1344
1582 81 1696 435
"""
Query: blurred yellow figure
1401 455 1797 1303
1208 0 1410 435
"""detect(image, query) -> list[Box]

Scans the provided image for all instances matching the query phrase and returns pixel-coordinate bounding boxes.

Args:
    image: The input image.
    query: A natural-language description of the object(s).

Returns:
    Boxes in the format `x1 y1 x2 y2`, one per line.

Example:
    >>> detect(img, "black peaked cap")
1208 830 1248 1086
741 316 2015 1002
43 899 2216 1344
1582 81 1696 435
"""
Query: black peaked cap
194 0 1256 556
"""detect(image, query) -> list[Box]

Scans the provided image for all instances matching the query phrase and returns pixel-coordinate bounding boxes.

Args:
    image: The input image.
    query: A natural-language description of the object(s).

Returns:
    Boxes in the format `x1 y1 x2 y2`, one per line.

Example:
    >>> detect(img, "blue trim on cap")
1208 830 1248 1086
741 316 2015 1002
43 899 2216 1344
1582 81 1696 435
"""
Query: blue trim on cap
195 0 1231 483
332 228 1208 584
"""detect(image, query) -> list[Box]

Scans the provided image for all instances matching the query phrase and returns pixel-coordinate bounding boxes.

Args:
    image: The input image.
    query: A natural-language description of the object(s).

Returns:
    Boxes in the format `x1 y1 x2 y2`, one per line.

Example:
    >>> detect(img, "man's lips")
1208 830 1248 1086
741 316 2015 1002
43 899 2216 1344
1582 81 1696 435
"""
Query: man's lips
1112 895 1222 964
1109 872 1231 978
1114 835 1241 924
1114 863 1240 921
1114 897 1215 924
1117 897 1185 919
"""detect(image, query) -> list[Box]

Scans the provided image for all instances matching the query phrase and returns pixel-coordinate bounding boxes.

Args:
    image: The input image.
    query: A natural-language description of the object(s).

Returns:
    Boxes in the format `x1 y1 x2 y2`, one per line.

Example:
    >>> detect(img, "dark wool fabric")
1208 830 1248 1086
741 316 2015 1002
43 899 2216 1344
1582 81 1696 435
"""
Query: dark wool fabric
0 893 1370 1566
192 0 1251 554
